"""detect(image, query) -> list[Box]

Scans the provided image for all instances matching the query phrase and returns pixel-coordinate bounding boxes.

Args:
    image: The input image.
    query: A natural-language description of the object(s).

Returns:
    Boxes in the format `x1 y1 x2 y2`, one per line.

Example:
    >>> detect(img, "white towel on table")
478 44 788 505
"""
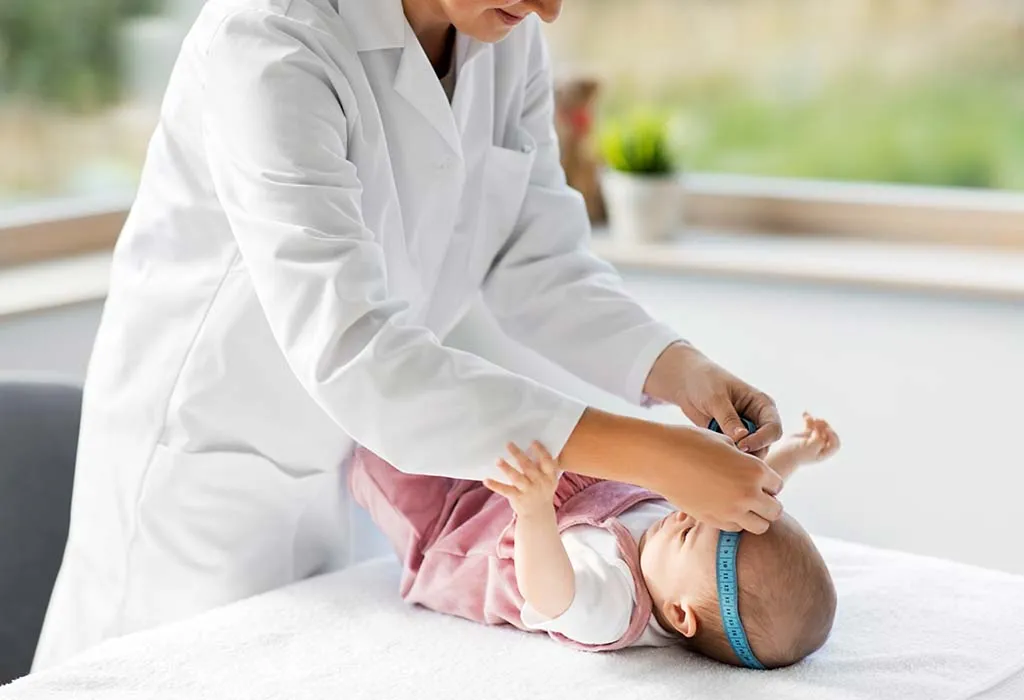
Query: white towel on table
4 538 1024 700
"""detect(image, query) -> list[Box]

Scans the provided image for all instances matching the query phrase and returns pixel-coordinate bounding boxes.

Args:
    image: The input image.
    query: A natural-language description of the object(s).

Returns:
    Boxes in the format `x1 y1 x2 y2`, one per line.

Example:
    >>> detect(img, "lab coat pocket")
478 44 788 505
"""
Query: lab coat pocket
133 444 311 595
469 139 536 283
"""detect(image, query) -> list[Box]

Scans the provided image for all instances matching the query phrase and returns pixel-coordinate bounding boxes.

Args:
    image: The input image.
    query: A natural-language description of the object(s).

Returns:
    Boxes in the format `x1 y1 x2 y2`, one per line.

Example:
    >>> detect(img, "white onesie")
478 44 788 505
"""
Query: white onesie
520 499 680 647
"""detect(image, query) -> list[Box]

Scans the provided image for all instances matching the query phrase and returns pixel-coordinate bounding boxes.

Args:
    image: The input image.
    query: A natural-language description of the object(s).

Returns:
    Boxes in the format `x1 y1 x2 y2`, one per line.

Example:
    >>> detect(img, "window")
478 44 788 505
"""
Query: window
2 0 1022 268
0 0 192 263
0 1 187 207
545 0 1024 192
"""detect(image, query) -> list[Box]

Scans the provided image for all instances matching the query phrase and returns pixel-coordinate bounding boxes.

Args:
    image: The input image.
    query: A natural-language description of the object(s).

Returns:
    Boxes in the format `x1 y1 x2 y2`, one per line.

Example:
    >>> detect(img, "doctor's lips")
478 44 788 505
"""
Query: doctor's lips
495 8 526 26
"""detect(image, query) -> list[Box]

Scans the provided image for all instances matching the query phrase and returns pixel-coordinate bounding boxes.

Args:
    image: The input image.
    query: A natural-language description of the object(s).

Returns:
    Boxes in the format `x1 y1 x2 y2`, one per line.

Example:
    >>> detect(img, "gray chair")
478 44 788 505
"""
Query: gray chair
0 379 81 685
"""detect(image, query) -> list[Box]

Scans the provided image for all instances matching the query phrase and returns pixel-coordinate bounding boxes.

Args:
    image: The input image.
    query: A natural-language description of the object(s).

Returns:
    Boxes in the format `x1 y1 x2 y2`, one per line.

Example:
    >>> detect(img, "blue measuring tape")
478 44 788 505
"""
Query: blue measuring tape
708 416 765 670
707 417 758 438
716 532 765 670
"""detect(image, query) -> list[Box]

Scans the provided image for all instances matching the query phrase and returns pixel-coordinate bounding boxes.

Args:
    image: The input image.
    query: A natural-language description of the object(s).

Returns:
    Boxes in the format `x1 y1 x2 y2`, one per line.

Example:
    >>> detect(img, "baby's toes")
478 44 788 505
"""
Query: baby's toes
809 427 829 449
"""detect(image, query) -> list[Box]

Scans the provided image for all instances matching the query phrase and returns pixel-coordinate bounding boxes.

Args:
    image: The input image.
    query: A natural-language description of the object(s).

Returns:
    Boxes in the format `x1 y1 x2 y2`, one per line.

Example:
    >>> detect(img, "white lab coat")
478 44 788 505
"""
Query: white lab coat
34 0 680 670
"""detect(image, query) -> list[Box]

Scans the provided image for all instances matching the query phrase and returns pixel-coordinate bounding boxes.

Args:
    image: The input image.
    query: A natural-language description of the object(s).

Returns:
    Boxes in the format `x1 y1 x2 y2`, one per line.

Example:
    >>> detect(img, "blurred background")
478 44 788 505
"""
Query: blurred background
0 0 202 206
1 0 1023 575
549 0 1024 189
2 0 1023 204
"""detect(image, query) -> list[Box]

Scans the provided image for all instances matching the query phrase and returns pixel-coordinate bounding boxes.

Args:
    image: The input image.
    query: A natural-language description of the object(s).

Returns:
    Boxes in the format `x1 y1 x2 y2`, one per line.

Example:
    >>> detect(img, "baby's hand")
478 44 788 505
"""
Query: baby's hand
484 442 560 519
785 412 841 463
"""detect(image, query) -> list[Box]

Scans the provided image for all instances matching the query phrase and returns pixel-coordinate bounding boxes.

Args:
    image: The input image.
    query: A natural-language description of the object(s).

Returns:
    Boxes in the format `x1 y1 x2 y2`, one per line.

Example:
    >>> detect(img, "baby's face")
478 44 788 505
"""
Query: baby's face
640 510 838 665
639 510 720 623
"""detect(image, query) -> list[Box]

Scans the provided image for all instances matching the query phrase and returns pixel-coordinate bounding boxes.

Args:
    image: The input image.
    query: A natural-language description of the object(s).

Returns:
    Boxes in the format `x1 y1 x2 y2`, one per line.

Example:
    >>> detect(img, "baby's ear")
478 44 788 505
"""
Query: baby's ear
666 601 698 638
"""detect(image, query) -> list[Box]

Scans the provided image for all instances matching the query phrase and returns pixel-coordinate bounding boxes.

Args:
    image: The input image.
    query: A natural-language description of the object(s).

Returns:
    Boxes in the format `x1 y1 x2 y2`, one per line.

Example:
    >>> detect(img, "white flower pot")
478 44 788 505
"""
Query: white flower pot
600 169 683 244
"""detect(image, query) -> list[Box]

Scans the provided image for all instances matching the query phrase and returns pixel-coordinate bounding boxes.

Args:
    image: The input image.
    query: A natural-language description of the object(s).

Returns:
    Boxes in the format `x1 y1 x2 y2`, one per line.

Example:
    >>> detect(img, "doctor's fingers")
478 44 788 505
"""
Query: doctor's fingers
736 511 772 536
735 398 783 456
735 421 783 457
749 487 784 524
702 516 743 533
709 400 749 443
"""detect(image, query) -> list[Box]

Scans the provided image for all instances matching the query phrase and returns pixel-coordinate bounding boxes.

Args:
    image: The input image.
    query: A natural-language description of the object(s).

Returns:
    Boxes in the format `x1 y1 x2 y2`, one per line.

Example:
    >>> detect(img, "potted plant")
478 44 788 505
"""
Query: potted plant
598 111 683 243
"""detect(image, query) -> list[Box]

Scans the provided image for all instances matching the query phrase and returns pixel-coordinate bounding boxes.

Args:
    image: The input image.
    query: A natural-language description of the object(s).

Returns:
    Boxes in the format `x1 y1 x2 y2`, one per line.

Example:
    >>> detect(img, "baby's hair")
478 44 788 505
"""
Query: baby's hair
683 514 837 669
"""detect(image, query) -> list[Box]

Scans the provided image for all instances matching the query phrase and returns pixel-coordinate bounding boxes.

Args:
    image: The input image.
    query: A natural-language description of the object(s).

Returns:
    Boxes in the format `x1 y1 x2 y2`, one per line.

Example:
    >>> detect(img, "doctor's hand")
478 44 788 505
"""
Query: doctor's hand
646 425 784 533
644 342 783 457
560 410 785 534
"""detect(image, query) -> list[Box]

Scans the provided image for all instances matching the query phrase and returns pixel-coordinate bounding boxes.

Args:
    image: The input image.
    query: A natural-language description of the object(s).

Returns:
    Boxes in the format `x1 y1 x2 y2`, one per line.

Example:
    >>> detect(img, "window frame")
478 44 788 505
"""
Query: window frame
2 174 1023 269
683 175 1024 249
0 195 130 267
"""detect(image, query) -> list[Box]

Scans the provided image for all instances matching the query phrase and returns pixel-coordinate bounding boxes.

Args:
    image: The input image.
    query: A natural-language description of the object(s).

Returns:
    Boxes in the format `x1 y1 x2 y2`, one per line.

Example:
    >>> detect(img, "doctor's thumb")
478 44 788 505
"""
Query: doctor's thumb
711 403 749 445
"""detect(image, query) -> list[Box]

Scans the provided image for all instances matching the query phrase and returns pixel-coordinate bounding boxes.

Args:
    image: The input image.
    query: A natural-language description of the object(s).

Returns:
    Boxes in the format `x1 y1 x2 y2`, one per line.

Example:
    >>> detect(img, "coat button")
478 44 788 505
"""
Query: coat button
437 156 455 171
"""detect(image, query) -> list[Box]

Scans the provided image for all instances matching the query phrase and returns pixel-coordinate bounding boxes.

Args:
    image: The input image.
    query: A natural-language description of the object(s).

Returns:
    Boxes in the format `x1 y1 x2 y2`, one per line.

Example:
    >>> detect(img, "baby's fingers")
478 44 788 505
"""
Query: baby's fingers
484 479 518 500
496 459 529 490
507 442 541 481
530 441 558 477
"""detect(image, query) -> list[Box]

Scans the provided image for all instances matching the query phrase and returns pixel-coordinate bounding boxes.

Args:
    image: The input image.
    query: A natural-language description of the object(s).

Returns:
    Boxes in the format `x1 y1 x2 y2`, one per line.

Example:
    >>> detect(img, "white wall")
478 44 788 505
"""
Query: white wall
449 274 1024 575
2 274 1022 574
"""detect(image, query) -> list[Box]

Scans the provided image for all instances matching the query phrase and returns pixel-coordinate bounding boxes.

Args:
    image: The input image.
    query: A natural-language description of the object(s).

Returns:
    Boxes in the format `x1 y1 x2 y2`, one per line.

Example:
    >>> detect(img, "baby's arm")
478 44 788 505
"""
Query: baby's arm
513 509 574 619
485 443 574 619
764 413 840 483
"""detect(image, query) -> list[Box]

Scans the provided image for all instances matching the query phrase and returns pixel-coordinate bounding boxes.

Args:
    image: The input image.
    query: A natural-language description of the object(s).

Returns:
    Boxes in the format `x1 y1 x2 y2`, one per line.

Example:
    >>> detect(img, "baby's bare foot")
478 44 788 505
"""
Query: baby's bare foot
776 413 841 465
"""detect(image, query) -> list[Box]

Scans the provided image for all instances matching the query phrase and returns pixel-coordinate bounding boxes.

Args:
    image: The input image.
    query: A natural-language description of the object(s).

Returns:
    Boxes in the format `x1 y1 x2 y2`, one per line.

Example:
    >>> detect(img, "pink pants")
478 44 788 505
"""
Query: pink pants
350 447 576 627
348 447 659 650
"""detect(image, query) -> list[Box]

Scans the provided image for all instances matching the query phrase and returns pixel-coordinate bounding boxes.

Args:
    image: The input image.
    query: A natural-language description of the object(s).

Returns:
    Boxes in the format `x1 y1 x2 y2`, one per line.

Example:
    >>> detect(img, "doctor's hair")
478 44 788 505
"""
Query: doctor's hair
682 514 837 670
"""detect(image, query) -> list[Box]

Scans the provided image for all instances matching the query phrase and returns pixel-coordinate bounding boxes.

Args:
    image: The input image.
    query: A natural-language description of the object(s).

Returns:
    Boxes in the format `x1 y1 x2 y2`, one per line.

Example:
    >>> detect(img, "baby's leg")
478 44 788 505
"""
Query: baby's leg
765 413 840 483
348 448 461 565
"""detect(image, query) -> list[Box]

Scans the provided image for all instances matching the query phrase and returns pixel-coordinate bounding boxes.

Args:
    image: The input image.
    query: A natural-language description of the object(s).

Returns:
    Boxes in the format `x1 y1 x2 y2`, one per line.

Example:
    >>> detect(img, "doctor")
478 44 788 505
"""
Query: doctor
35 0 784 669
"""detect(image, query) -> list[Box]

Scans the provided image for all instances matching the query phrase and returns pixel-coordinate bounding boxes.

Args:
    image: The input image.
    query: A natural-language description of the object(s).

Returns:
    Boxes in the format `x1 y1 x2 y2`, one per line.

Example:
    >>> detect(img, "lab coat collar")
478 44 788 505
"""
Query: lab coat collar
336 0 491 62
339 0 492 154
392 22 459 155
393 25 492 156
456 29 490 68
335 0 406 51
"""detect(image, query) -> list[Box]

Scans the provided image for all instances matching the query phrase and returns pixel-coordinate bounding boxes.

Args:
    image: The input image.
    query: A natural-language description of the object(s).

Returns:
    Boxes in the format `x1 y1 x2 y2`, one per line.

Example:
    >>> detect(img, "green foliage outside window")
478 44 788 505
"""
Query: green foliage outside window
0 0 164 111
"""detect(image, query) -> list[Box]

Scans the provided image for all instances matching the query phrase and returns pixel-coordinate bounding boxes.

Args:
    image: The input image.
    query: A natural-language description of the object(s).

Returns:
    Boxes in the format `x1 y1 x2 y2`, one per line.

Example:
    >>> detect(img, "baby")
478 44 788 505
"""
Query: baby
350 413 839 668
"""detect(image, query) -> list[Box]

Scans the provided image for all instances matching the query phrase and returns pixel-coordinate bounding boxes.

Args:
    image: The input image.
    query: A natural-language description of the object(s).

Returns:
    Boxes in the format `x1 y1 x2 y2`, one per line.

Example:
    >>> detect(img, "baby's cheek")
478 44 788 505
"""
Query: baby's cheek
688 548 723 597
669 550 704 596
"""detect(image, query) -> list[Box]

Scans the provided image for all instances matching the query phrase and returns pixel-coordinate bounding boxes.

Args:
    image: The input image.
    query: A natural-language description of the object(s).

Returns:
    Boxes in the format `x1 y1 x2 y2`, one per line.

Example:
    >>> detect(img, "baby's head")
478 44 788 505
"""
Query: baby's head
638 510 836 669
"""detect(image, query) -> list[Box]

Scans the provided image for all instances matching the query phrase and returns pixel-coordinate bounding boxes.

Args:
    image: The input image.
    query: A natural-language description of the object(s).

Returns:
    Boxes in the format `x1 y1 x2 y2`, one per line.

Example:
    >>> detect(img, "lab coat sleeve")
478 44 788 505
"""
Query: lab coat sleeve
200 9 585 478
481 21 682 406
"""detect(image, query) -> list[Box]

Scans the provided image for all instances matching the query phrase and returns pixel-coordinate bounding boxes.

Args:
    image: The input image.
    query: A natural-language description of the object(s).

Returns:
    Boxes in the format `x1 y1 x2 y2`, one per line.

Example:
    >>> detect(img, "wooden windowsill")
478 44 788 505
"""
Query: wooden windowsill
591 228 1024 303
3 229 1022 322
0 195 130 268
681 174 1024 250
1 174 1023 270
1 175 1022 317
